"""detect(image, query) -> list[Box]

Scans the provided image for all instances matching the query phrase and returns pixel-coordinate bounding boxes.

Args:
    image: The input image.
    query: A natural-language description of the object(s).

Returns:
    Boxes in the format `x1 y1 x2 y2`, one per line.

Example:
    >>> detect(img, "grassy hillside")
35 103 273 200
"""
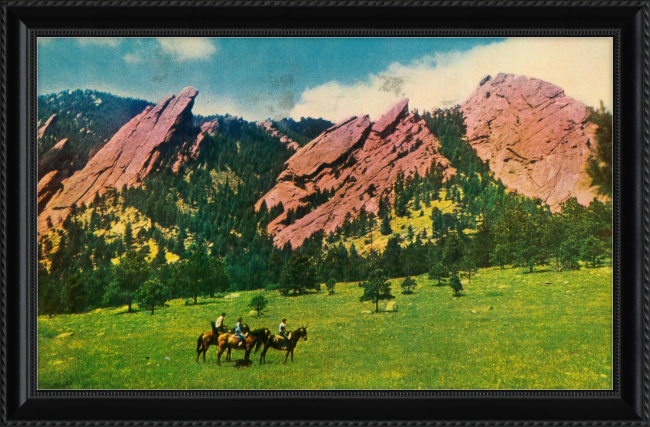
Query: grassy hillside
38 264 612 390
336 190 456 254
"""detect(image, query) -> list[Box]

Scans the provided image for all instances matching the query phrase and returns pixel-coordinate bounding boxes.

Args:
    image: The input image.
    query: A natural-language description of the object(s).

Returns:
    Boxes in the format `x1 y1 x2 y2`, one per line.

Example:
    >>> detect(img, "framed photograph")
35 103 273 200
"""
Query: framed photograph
2 0 648 424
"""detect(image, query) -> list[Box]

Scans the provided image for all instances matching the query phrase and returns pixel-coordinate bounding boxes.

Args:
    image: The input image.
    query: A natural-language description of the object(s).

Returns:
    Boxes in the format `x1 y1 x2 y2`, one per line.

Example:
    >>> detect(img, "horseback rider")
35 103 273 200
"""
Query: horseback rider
279 317 289 348
234 317 247 348
215 312 227 333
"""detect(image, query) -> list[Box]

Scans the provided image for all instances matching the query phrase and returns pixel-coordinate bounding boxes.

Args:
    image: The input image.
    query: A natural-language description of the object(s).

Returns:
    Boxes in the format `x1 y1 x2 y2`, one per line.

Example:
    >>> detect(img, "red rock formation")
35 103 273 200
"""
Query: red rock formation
172 118 219 173
257 99 455 248
37 170 62 214
39 138 70 179
38 114 57 140
39 87 199 232
257 120 301 151
462 73 603 210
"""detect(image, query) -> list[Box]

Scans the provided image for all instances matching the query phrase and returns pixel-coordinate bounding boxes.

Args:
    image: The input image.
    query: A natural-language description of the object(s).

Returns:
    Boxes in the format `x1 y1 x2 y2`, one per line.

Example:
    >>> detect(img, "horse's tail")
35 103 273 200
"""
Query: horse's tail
196 333 204 353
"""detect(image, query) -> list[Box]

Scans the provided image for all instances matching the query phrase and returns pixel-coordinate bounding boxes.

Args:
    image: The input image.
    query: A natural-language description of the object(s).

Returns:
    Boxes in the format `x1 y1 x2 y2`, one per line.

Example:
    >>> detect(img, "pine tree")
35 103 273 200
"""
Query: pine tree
449 273 463 297
124 222 134 250
136 279 169 315
401 277 417 294
428 262 450 286
380 213 393 236
279 253 318 295
105 250 149 312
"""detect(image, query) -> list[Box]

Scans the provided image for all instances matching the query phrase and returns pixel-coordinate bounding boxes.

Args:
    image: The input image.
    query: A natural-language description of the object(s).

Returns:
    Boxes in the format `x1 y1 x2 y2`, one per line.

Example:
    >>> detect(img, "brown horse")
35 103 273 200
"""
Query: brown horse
195 322 232 362
216 327 270 365
258 327 308 364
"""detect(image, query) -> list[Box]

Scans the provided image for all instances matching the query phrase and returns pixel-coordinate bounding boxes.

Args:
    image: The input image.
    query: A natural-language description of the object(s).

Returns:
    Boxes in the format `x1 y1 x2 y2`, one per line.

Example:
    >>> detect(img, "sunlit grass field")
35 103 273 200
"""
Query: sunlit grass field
38 264 612 390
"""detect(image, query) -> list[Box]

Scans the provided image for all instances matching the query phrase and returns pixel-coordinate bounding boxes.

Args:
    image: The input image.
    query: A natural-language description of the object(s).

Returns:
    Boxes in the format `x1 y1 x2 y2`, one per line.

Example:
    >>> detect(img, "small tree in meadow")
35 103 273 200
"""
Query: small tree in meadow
401 277 417 294
249 295 268 316
360 269 393 313
326 278 336 295
428 262 450 286
136 278 169 315
449 273 463 297
460 257 477 283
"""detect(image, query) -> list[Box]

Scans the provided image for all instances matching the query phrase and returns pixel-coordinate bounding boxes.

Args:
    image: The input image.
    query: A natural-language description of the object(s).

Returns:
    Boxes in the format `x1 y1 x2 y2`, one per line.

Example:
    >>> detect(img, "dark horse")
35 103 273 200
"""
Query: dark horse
195 322 233 362
258 327 308 364
216 326 270 365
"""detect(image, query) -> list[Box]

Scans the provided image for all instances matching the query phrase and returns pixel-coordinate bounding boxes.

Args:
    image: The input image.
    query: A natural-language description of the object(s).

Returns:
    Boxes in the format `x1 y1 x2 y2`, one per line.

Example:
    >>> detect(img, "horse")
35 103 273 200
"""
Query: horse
195 322 231 362
216 326 270 365
258 327 308 364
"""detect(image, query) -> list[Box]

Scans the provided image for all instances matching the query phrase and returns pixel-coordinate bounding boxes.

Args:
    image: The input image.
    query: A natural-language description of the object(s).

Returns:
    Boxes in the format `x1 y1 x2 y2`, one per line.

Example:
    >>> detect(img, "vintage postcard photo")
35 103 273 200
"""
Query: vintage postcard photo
36 37 613 390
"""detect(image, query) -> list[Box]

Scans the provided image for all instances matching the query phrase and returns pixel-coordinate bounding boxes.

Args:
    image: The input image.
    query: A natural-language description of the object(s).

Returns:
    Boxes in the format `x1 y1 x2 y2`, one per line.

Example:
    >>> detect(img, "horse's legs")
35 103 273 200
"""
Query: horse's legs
284 350 289 363
226 347 231 362
217 346 226 366
244 349 251 361
291 349 294 363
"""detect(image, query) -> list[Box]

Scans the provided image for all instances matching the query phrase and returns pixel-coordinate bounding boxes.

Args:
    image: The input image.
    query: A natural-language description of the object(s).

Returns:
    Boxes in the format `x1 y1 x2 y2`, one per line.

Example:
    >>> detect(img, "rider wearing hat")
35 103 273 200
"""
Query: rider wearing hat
279 317 289 348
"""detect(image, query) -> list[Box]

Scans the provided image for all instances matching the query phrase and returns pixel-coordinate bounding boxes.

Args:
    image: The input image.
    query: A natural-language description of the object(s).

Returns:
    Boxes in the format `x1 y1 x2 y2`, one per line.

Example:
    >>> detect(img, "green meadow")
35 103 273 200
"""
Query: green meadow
38 264 612 390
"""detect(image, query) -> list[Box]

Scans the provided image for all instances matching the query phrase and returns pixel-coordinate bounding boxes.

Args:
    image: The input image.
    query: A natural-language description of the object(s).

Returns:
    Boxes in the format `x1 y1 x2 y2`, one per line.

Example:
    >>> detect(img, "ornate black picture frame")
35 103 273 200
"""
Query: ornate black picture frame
1 1 648 424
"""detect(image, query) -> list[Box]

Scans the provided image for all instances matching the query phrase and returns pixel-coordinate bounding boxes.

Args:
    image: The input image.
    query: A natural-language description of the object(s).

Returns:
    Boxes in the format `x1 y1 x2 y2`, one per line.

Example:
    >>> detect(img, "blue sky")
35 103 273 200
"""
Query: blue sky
38 37 613 122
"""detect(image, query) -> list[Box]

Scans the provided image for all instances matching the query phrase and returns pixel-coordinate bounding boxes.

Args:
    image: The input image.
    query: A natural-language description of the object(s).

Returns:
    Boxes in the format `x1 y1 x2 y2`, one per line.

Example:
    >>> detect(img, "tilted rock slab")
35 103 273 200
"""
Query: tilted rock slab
37 170 62 215
38 114 57 140
257 120 301 152
39 87 199 232
257 99 455 248
462 73 603 211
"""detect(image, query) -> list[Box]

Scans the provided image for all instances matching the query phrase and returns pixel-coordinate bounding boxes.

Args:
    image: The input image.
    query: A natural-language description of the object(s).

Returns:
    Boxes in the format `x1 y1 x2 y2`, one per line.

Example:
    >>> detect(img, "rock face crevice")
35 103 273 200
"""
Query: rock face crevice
257 99 455 248
39 87 200 232
462 73 603 210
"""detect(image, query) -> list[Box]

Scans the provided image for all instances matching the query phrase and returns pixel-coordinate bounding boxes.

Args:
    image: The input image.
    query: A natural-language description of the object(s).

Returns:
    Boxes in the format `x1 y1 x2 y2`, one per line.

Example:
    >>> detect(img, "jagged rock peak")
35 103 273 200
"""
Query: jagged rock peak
38 87 199 233
372 98 410 136
38 114 57 140
462 73 603 210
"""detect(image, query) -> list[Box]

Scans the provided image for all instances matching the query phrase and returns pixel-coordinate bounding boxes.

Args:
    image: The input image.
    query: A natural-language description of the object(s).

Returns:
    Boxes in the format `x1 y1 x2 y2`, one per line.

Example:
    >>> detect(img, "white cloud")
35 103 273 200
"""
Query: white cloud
290 38 613 122
77 38 122 48
122 52 143 64
157 38 218 62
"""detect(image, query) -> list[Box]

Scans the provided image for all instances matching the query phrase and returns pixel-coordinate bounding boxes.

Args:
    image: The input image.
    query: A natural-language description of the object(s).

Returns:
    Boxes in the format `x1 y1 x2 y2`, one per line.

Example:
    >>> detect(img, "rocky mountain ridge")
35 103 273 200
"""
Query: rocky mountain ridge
257 98 455 248
38 87 200 232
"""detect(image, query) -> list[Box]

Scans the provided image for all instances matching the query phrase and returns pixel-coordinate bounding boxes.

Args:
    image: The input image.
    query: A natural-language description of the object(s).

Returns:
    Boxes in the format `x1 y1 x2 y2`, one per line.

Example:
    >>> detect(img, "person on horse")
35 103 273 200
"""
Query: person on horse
215 312 227 333
234 317 247 348
279 317 289 348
